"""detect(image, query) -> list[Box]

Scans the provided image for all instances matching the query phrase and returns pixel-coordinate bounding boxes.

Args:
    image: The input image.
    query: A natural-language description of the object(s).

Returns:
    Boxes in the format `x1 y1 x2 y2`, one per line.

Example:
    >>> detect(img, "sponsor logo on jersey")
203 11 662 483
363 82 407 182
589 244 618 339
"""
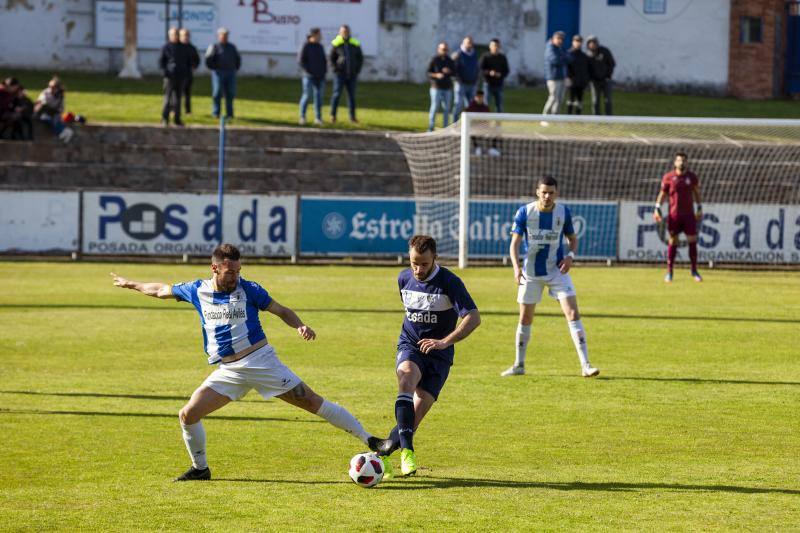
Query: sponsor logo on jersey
406 310 438 324
203 306 246 321
527 229 561 243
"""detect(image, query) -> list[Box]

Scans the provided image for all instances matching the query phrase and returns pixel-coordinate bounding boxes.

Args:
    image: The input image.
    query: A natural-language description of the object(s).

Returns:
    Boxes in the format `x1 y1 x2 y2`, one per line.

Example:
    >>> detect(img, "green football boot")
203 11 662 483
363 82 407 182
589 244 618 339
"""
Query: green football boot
380 455 394 480
400 448 417 477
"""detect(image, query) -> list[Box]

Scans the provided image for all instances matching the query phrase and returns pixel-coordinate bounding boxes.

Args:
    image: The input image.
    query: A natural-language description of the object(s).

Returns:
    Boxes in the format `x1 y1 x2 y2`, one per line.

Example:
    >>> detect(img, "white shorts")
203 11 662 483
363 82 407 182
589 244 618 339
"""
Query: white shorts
202 344 302 401
517 271 576 305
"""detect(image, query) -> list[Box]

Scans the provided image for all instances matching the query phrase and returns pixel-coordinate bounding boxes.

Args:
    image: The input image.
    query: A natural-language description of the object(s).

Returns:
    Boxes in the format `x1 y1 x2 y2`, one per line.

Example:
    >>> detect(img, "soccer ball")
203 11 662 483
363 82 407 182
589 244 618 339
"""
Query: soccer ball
348 452 384 488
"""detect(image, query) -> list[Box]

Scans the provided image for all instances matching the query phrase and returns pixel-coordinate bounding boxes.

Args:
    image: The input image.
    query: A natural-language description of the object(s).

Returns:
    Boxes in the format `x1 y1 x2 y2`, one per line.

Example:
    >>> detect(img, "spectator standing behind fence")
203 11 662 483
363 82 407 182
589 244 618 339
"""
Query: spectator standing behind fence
451 36 479 123
542 31 571 116
34 76 73 143
179 29 200 115
566 35 590 114
159 27 193 126
298 28 327 125
479 38 510 113
586 36 615 115
205 27 241 119
427 42 456 131
329 25 363 124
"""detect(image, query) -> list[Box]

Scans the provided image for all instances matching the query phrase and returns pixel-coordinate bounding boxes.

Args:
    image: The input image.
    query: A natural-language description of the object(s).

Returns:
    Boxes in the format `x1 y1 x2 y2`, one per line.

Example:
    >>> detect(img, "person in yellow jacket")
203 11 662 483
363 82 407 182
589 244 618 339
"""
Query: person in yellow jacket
329 25 363 123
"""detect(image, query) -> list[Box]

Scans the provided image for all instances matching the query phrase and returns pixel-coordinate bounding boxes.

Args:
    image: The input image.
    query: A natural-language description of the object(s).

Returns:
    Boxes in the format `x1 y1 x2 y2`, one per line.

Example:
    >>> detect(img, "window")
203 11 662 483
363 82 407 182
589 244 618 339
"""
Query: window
740 17 763 43
608 0 625 5
643 0 666 14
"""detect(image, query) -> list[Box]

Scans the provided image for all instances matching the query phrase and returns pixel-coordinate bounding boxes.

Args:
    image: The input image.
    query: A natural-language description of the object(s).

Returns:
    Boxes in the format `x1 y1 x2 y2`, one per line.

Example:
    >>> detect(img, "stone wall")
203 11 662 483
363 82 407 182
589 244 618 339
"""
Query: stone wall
0 124 414 196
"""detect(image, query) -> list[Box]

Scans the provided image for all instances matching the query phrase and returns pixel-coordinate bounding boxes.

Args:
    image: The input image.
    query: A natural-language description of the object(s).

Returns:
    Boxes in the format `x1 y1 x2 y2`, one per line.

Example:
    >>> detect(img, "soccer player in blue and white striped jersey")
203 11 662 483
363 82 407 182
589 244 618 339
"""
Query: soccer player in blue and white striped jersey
501 176 600 378
111 243 388 481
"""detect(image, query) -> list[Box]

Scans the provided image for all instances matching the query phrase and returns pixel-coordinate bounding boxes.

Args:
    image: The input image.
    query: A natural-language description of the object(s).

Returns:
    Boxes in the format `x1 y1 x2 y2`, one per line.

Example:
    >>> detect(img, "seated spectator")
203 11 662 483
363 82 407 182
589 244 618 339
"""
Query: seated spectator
0 77 33 140
35 76 73 142
465 91 500 156
465 90 490 113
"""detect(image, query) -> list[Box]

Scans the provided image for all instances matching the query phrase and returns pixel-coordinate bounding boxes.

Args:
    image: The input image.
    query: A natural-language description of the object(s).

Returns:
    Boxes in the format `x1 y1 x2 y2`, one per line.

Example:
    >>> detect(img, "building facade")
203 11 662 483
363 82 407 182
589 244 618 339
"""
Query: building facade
0 0 796 98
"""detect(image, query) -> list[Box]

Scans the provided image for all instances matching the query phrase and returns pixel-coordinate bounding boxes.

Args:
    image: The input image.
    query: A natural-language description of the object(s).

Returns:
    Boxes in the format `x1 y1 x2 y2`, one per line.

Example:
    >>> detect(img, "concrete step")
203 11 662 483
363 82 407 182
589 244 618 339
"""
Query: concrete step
72 123 403 152
0 161 413 195
0 141 411 174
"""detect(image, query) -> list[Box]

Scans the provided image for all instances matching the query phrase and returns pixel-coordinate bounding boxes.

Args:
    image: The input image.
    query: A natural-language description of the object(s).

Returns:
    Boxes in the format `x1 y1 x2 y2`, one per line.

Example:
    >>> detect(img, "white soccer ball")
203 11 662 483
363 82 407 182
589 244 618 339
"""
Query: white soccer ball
348 452 384 488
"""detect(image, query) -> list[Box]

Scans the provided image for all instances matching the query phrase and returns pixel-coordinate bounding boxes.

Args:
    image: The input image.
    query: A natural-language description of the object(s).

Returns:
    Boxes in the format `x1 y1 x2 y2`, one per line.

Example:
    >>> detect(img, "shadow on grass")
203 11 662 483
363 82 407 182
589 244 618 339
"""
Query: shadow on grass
5 304 798 325
595 376 800 386
0 389 258 403
210 476 800 495
0 408 321 423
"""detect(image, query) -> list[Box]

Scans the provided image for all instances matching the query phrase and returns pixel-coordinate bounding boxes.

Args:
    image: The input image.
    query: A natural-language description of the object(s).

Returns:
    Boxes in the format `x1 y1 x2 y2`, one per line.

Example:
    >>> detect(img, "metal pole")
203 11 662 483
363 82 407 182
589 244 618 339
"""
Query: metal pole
458 113 471 269
217 116 226 244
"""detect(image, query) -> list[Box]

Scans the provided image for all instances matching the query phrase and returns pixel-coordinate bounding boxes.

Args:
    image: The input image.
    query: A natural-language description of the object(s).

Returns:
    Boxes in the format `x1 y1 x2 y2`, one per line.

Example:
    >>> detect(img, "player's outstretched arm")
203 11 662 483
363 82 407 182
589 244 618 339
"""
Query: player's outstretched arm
418 309 481 354
110 273 174 299
266 300 316 341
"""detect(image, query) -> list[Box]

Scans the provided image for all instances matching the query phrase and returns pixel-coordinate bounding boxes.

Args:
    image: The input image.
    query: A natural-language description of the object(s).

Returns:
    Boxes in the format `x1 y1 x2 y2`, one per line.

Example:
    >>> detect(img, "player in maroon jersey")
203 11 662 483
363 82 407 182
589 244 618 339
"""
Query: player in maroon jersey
652 152 704 282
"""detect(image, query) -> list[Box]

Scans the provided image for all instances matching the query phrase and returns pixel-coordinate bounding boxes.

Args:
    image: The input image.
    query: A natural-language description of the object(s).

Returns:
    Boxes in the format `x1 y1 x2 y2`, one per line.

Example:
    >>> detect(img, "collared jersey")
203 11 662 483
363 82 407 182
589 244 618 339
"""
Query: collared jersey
397 265 477 364
661 170 698 218
511 202 575 278
172 277 272 364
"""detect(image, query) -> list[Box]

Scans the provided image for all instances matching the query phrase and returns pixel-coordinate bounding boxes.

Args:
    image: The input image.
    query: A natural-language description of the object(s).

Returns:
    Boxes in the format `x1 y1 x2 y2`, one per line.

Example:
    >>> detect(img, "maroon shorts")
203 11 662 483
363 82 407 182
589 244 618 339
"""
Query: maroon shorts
667 213 697 236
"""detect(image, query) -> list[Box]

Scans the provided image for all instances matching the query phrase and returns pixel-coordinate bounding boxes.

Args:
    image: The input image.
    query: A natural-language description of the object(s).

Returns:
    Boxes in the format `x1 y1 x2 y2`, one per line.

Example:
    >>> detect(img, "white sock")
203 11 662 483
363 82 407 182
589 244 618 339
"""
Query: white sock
568 319 590 367
515 324 532 367
181 421 208 469
316 400 371 444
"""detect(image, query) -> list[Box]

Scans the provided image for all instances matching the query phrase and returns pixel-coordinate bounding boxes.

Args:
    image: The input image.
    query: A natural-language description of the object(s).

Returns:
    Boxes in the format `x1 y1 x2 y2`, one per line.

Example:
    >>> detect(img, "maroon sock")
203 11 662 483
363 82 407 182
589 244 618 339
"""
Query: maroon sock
667 243 677 272
689 242 698 271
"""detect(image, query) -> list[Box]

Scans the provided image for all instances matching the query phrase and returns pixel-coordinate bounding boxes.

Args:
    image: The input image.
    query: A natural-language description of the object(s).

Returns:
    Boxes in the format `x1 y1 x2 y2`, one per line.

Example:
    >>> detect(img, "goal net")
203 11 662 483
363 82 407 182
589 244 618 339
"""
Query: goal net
395 114 800 268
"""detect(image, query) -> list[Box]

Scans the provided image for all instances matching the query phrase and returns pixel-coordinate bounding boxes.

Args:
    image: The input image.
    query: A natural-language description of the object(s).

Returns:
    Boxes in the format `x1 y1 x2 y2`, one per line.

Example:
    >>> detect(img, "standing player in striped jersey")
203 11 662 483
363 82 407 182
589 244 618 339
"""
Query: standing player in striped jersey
111 244 388 481
376 235 481 478
500 176 599 378
653 151 704 282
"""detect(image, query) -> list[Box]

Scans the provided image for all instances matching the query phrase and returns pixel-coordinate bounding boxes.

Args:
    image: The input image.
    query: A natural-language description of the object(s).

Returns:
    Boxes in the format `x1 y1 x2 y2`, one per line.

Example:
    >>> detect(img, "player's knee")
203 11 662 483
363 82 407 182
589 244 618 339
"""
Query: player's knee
179 404 203 425
179 406 194 425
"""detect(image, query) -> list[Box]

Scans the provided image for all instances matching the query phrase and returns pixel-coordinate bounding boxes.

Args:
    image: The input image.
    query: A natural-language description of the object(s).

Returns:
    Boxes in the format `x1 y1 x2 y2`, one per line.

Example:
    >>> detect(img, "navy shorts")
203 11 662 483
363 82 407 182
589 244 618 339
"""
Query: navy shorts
396 348 452 401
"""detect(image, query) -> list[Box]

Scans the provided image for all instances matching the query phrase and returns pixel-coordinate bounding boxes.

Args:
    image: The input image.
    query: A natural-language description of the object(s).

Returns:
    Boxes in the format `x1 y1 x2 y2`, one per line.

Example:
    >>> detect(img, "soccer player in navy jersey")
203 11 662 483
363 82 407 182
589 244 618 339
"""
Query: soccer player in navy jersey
500 176 599 378
111 244 388 481
376 235 481 477
653 151 704 282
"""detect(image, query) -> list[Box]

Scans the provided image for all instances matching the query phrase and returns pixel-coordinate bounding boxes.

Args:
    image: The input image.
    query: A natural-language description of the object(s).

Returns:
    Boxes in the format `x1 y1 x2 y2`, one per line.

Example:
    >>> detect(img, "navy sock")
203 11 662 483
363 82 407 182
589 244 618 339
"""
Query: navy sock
395 393 415 451
385 425 401 455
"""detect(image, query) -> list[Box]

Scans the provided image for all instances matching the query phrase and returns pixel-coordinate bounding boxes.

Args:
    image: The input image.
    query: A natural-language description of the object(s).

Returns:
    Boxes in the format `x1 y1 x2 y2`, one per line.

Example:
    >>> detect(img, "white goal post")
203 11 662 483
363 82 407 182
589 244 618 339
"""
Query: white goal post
396 113 800 269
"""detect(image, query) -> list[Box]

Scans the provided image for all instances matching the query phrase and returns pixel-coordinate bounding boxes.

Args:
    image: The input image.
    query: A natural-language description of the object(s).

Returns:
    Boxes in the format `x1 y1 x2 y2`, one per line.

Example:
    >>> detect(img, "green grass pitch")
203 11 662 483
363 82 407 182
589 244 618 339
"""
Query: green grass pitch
1 262 798 530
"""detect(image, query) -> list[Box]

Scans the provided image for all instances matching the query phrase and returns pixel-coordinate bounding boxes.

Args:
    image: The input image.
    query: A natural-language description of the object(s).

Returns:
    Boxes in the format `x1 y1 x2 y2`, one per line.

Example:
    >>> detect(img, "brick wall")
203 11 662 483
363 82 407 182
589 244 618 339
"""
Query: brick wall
729 0 786 99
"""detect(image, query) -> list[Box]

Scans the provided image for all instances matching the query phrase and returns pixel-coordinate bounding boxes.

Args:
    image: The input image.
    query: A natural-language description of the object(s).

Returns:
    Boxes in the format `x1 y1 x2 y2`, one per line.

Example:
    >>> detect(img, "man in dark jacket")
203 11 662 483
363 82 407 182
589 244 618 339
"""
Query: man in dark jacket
159 27 193 126
451 35 479 123
586 35 615 115
179 28 200 115
543 31 571 115
205 27 241 119
427 42 456 131
566 35 590 114
298 28 327 125
329 25 363 123
479 38 510 113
